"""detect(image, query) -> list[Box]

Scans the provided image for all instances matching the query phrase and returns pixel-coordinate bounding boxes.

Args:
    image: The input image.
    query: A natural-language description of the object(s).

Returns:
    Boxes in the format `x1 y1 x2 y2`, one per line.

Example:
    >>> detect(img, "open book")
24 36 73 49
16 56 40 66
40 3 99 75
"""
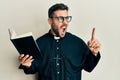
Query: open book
8 29 42 60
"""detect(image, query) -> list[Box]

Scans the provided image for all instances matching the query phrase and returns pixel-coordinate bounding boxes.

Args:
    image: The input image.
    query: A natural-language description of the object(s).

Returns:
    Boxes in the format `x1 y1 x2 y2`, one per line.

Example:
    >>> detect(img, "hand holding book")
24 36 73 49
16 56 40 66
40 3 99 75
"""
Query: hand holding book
19 54 34 68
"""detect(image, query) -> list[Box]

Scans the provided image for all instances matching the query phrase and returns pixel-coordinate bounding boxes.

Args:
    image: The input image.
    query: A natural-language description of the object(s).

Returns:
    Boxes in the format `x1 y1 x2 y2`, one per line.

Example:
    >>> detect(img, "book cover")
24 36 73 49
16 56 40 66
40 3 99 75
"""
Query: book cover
8 29 42 60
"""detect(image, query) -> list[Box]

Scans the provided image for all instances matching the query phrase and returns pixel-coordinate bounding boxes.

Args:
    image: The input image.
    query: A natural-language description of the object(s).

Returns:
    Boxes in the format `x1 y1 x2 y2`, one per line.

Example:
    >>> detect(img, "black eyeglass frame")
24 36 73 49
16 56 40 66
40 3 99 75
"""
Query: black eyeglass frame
50 16 72 23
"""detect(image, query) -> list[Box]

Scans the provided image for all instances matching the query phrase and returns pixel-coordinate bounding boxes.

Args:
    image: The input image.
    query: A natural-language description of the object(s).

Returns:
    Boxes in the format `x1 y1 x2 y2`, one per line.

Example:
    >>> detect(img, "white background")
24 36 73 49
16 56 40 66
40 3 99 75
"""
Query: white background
0 0 120 80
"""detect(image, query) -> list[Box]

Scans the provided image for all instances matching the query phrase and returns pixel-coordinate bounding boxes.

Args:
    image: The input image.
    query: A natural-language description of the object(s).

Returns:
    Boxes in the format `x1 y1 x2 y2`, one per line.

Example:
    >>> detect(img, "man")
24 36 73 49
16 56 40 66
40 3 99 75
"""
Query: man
19 3 101 80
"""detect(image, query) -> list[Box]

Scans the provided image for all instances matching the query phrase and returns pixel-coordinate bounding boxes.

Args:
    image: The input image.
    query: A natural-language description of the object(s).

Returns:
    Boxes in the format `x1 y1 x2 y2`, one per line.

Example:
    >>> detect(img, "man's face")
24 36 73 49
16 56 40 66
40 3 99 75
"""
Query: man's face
49 10 69 38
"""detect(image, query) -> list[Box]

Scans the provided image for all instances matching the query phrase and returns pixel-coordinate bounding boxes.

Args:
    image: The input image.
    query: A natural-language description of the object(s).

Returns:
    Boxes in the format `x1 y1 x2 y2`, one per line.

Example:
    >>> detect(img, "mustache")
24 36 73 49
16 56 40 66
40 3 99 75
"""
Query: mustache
60 24 68 28
52 23 68 28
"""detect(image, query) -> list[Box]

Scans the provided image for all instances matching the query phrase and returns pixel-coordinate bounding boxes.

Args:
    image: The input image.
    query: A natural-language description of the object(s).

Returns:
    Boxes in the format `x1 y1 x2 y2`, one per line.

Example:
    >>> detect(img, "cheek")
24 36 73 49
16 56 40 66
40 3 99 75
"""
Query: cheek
54 22 62 29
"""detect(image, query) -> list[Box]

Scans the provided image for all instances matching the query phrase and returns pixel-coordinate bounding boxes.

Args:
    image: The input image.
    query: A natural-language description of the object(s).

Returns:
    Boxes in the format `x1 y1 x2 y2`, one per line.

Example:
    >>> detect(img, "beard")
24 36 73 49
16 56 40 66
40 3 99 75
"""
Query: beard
51 23 68 38
51 23 60 37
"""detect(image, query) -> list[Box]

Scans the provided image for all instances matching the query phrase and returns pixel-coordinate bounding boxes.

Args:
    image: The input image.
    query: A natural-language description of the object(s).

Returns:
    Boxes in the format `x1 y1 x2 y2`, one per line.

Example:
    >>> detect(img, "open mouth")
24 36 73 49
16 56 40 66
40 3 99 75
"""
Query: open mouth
61 26 67 32
62 26 66 31
59 26 67 36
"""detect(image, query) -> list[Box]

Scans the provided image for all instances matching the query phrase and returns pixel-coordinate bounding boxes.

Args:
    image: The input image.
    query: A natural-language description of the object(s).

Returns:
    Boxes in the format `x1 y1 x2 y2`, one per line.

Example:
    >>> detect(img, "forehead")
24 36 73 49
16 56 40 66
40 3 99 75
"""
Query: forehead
53 10 68 16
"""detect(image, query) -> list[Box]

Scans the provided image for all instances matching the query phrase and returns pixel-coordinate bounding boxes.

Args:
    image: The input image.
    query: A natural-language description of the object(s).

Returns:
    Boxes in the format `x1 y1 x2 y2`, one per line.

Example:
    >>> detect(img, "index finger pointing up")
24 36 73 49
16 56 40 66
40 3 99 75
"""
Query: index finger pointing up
91 27 95 40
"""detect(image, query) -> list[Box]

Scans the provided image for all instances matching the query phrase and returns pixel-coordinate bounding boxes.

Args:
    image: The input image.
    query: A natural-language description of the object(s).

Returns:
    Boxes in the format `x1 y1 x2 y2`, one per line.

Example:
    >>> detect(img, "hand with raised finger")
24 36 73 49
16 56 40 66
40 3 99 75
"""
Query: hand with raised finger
19 54 34 68
87 28 101 56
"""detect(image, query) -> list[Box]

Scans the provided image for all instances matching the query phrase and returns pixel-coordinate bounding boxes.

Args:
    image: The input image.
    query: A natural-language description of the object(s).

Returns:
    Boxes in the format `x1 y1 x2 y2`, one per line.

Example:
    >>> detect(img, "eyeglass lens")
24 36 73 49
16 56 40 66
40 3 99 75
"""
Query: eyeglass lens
57 16 72 22
51 16 72 23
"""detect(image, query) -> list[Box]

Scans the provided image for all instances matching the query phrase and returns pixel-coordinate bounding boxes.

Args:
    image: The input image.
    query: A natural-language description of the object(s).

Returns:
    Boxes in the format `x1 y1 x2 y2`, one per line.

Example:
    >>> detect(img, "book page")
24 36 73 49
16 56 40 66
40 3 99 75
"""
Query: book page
8 28 33 39
13 32 33 39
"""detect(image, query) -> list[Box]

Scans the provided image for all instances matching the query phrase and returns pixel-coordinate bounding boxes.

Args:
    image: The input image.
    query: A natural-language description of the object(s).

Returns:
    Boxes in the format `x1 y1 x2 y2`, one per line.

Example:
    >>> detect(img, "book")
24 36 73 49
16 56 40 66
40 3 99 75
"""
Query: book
8 28 42 60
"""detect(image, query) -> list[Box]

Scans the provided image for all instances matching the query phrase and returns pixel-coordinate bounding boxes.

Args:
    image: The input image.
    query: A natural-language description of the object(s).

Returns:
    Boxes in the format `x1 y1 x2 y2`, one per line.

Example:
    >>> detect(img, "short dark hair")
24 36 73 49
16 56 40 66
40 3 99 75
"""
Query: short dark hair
48 3 69 18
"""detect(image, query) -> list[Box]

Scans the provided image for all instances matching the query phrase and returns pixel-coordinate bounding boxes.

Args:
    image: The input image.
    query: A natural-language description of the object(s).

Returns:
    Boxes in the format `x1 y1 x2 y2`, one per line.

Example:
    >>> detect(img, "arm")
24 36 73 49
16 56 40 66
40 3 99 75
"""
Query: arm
83 28 101 72
83 51 101 72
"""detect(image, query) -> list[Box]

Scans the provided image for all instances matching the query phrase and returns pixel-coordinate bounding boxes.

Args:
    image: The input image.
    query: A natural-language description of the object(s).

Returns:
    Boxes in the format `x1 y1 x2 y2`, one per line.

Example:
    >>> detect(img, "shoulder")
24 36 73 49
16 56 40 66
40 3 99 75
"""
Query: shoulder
65 32 85 43
66 32 89 54
66 32 88 48
36 32 51 46
36 33 50 42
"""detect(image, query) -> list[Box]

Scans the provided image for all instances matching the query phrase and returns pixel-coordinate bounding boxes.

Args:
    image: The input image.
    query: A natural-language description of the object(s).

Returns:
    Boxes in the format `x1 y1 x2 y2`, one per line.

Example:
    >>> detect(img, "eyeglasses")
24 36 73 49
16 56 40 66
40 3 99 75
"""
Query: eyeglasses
51 16 72 23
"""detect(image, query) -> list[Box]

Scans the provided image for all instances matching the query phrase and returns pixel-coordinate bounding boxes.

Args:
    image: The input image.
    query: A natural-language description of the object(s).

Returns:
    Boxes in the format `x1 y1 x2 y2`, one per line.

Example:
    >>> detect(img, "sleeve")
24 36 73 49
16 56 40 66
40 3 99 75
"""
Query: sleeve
19 59 42 74
83 50 101 72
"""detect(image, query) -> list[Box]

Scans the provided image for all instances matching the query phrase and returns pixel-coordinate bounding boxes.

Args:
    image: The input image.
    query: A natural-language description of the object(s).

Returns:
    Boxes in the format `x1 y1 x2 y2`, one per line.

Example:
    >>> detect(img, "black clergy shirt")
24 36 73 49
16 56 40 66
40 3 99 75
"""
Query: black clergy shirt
19 31 101 80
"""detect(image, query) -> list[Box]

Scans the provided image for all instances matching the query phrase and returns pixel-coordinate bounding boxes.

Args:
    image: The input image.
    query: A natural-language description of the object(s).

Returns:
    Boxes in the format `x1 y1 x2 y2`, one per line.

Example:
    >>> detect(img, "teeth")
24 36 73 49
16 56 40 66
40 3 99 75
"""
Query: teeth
62 26 66 29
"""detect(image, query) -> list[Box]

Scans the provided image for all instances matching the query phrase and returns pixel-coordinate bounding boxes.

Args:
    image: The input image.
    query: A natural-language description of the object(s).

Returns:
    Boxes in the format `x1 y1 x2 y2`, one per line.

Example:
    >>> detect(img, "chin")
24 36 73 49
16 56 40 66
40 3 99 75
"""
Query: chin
60 34 65 38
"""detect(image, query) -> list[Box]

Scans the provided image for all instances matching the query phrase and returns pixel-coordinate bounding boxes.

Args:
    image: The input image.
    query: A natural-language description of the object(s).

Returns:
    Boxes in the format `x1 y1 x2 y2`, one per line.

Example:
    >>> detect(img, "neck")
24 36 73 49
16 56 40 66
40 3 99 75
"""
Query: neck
50 29 58 37
50 29 60 39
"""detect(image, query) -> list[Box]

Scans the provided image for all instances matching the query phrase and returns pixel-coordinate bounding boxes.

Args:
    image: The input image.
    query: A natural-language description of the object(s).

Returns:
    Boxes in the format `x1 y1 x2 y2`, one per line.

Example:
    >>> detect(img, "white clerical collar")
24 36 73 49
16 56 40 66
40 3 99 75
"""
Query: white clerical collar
54 36 60 40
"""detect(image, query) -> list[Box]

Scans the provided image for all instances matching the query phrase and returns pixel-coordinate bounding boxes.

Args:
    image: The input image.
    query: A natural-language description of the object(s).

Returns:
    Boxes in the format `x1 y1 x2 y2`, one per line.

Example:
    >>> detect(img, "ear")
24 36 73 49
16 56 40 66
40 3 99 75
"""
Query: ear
48 18 52 25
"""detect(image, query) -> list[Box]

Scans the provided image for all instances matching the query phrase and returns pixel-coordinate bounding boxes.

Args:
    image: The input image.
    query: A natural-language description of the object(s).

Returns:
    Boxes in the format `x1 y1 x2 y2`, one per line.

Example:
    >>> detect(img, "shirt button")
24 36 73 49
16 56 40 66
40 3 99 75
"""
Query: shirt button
57 40 59 42
57 63 59 66
57 72 60 74
57 47 59 50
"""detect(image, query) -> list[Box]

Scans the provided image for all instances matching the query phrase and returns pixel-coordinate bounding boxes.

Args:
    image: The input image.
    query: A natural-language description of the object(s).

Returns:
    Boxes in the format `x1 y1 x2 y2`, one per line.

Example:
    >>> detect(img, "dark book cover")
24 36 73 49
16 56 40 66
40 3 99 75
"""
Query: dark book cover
9 29 42 60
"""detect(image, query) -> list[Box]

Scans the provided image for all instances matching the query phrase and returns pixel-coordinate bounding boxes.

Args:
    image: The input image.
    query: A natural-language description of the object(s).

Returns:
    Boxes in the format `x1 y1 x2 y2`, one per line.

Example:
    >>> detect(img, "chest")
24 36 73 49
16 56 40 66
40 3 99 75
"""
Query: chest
40 39 87 66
